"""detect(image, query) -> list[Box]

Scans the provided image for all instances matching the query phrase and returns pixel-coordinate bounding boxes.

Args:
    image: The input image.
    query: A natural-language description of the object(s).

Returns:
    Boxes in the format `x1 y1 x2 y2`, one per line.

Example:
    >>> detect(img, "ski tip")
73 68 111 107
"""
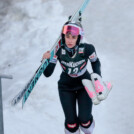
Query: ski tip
10 99 17 107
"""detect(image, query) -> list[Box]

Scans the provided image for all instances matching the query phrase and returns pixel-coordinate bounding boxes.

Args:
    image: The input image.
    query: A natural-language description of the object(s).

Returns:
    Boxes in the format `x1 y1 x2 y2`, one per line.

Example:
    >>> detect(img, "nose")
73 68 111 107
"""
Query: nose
68 38 73 43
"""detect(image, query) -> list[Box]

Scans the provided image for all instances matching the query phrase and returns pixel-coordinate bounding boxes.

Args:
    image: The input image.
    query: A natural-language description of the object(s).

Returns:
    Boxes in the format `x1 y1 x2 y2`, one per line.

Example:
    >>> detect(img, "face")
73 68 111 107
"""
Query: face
65 33 78 48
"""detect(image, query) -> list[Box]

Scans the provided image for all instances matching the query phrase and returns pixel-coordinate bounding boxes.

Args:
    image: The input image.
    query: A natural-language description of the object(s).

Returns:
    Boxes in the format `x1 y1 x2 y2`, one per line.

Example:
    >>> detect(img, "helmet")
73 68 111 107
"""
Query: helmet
61 21 84 45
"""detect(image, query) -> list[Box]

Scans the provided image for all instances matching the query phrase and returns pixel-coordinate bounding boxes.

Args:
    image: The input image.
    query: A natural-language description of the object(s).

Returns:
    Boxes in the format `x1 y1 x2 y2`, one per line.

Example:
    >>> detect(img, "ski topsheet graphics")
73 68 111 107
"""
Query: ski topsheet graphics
11 0 91 108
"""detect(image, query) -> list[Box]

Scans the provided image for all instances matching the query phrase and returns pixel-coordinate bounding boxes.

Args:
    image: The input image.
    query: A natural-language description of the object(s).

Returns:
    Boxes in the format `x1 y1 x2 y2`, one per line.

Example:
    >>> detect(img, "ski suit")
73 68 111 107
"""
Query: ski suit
43 43 101 133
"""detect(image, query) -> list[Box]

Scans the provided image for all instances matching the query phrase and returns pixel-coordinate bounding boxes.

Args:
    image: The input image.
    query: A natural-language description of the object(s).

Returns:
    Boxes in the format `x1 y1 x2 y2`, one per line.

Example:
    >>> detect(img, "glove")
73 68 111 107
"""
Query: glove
82 79 100 105
91 73 112 101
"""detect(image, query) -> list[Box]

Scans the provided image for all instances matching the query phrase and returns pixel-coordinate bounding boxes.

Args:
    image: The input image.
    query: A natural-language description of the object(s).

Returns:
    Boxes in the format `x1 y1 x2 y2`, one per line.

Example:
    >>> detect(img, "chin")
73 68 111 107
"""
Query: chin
67 46 73 48
67 44 75 48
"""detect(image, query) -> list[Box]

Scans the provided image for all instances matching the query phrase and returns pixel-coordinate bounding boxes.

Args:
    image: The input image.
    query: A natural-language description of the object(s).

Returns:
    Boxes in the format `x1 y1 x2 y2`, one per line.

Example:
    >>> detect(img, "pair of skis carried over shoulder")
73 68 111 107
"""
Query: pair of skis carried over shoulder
11 0 91 108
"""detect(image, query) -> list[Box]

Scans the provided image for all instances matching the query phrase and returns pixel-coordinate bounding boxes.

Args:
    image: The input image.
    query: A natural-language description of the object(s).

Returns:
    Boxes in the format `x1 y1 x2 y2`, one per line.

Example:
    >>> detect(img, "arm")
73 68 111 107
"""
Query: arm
91 58 101 76
85 44 101 76
84 44 112 102
42 51 57 77
43 63 56 77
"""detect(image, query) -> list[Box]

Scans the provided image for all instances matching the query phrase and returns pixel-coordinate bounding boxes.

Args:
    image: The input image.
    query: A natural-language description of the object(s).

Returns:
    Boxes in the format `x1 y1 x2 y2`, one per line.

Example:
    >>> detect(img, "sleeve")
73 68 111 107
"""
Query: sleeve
43 48 61 77
91 58 101 76
43 63 56 77
85 44 101 76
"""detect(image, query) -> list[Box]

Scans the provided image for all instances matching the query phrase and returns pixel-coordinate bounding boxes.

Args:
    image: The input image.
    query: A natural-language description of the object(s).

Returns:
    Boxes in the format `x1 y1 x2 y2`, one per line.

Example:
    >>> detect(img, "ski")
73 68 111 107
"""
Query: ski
11 0 91 108
11 39 61 106
22 40 61 108
11 65 44 106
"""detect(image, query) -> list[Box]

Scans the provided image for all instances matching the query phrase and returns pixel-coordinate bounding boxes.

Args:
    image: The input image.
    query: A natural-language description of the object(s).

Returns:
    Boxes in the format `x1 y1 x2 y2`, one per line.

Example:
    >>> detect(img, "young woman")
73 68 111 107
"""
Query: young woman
42 21 102 134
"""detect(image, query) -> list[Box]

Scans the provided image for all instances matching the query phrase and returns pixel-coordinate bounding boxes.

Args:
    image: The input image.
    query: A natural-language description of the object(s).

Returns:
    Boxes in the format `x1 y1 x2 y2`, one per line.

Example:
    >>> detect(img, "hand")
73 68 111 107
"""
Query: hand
42 51 51 61
91 73 112 101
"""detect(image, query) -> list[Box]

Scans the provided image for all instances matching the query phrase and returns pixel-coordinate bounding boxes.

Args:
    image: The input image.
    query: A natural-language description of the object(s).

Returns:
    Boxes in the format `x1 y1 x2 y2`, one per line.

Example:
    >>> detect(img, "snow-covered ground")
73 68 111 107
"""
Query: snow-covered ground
0 0 134 134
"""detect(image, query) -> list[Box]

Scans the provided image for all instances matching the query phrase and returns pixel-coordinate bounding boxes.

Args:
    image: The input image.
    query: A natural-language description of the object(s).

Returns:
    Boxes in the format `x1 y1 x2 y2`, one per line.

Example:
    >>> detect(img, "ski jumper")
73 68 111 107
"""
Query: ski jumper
43 43 101 133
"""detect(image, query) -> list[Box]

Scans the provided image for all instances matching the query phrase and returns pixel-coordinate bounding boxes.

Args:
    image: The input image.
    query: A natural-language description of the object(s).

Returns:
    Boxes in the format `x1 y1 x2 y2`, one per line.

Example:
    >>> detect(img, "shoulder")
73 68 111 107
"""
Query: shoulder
56 46 66 59
79 43 96 56
85 43 95 52
80 42 95 50
56 47 62 57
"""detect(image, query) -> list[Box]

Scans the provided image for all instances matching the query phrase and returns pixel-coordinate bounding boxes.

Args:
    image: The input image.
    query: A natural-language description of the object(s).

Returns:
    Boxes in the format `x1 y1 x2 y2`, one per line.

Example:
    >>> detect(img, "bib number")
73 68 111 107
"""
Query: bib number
68 67 79 74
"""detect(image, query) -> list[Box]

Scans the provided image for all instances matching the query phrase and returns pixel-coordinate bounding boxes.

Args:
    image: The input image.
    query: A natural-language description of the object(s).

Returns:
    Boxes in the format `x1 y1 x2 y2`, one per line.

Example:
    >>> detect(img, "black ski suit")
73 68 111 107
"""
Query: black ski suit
43 43 101 133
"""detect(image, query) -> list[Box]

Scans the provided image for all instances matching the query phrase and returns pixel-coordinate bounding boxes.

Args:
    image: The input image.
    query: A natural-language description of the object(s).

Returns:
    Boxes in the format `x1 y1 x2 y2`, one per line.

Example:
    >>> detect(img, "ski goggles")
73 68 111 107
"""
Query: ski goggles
62 24 83 36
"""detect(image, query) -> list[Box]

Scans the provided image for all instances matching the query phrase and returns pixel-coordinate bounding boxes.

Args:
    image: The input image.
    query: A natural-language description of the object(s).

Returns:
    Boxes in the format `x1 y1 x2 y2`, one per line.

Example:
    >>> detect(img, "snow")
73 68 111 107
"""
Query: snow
0 0 134 134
